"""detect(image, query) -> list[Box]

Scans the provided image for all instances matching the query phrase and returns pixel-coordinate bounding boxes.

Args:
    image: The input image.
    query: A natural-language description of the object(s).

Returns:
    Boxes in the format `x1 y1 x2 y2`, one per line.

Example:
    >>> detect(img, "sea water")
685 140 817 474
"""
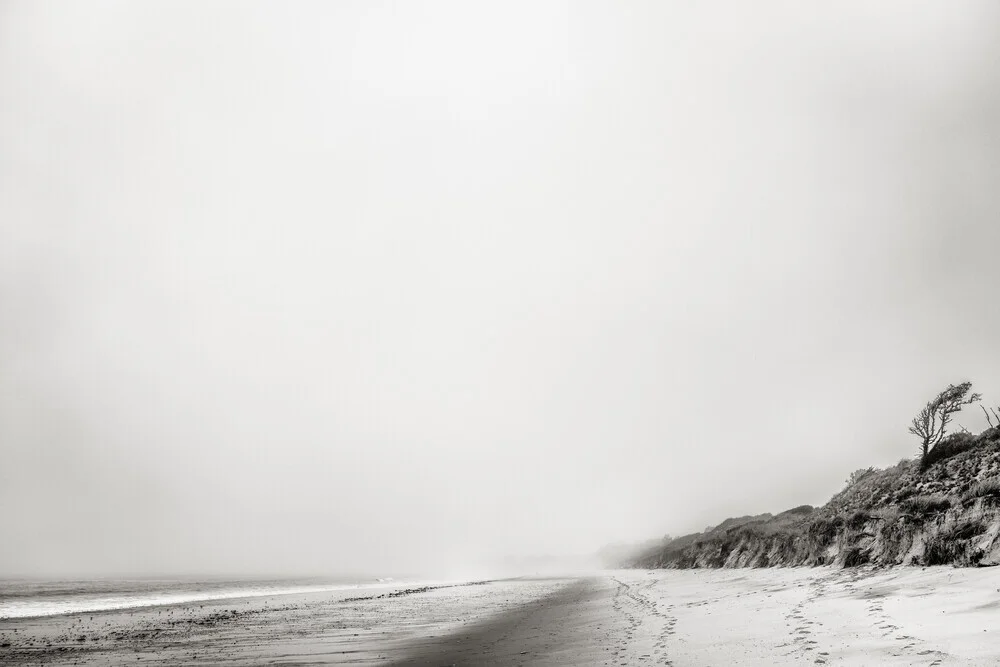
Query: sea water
0 576 408 619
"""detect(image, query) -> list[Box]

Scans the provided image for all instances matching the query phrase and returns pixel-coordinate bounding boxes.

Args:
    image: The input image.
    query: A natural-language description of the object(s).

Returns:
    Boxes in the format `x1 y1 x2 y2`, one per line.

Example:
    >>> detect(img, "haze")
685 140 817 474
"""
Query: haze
2 1 1000 577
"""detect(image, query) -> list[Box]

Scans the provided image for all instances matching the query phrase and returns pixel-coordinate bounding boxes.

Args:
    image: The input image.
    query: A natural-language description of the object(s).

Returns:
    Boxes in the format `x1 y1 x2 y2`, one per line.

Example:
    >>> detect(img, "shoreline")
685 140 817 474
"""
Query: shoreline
0 580 491 623
0 576 575 665
0 578 480 622
4 568 1000 665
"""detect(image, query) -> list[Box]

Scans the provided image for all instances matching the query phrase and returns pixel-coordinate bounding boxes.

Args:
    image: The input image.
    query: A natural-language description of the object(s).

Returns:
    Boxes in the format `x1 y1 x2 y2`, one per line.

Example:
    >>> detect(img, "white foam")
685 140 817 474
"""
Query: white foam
0 580 426 620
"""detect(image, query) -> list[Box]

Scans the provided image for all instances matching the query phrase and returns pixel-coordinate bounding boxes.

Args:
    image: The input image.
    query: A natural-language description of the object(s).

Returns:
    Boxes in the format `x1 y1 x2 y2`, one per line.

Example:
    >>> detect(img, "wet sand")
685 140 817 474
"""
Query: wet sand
0 578 577 665
5 567 1000 665
386 578 620 666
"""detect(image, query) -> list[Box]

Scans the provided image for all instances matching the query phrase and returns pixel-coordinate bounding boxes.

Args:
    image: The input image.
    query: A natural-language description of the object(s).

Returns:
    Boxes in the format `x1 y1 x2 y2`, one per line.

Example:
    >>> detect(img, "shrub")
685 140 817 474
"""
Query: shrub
845 467 876 488
900 495 952 516
981 426 1000 442
870 506 902 523
923 527 987 565
949 520 987 541
842 547 870 567
922 431 978 469
777 505 814 518
807 516 843 547
924 537 961 565
961 477 1000 503
827 461 914 515
846 510 871 530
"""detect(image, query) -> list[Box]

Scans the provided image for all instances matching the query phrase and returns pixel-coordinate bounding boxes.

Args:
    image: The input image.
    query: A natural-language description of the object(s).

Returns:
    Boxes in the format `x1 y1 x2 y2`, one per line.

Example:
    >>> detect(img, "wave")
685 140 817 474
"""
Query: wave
0 577 417 620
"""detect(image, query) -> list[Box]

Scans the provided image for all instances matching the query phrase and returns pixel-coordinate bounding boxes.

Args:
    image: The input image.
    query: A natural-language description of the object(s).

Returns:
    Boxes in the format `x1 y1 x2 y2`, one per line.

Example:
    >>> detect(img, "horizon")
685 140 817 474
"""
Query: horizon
4 0 1000 578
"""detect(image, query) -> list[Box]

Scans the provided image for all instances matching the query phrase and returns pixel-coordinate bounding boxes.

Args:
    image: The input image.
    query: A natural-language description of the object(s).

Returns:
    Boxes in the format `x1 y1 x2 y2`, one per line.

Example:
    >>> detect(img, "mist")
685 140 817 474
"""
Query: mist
2 1 1000 577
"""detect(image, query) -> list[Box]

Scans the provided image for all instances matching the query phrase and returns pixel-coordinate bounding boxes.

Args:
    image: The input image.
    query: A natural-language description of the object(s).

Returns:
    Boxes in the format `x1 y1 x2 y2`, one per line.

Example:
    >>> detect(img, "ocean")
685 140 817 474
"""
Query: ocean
0 576 408 620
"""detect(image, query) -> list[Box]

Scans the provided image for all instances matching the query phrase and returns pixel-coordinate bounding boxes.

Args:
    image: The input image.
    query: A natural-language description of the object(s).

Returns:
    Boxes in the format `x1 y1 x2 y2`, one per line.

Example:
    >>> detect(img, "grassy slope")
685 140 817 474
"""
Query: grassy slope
630 427 1000 569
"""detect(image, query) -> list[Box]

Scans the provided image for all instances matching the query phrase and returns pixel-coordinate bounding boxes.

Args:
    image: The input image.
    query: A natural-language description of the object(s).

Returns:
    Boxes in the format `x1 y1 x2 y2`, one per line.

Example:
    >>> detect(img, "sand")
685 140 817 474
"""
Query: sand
3 567 1000 665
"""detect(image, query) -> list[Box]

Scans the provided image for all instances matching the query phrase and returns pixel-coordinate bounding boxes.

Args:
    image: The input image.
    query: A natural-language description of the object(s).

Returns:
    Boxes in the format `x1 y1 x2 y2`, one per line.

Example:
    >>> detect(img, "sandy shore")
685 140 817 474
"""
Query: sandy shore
3 567 1000 665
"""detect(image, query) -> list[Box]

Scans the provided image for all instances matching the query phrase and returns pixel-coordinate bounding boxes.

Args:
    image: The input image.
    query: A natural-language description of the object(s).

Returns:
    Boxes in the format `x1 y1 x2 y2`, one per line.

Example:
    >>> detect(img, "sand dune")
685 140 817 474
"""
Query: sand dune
3 567 1000 665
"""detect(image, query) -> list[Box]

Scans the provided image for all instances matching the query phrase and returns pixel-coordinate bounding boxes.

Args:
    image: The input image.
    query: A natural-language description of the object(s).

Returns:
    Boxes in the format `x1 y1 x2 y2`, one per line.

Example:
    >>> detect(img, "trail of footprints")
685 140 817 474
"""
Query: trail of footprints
860 591 946 665
783 569 947 666
611 578 677 666
612 572 952 667
783 576 831 664
837 570 948 666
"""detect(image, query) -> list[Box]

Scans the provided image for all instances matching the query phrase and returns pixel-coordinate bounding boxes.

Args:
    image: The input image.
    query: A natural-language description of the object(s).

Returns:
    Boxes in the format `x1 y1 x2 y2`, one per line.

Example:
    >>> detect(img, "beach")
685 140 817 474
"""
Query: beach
3 567 1000 665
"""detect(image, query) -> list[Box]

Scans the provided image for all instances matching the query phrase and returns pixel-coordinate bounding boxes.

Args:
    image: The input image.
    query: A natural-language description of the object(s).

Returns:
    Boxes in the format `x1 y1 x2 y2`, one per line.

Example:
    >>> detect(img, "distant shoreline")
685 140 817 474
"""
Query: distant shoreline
0 577 469 621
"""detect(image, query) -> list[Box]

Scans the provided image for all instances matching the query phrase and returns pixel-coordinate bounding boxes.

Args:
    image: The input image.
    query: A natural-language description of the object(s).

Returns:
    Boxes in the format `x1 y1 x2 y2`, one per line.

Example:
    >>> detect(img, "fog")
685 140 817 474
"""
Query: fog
2 1 1000 577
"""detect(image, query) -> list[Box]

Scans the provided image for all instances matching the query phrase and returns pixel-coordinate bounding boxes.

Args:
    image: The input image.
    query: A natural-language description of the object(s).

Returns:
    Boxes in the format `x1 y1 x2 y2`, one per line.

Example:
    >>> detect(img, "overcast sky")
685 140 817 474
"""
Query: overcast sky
2 1 1000 577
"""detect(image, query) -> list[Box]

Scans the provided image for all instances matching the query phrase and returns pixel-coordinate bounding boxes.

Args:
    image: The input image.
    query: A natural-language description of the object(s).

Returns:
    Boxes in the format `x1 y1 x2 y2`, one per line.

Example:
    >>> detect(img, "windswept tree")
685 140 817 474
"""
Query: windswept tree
909 381 981 468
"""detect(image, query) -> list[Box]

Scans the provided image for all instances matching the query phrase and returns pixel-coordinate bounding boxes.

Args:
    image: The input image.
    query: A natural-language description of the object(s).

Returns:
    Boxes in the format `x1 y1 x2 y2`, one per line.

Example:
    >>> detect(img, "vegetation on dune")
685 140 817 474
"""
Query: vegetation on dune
909 381 980 469
899 495 951 516
962 477 1000 503
628 381 1000 570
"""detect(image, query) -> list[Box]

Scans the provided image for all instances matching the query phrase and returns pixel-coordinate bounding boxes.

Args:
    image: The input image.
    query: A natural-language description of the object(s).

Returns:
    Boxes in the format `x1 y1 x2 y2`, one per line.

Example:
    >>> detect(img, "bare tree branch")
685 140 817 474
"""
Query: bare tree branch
983 405 1000 430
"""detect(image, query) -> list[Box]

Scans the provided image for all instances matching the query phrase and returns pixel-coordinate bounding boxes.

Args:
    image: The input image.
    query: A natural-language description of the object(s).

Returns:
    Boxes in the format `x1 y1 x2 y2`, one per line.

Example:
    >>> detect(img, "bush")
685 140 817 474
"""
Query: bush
900 495 952 516
923 526 987 565
846 510 871 530
981 426 1000 442
923 431 978 469
924 537 962 565
843 547 870 567
807 516 844 547
845 467 876 488
949 520 987 541
827 460 913 515
962 477 1000 503
777 505 814 518
870 506 902 524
